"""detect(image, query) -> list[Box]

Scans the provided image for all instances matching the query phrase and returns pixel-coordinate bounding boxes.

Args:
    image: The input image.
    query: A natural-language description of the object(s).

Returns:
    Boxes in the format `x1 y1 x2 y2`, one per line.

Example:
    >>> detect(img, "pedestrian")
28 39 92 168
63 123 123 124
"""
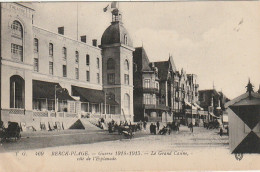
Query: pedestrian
143 121 147 130
150 123 153 134
220 127 223 137
190 122 193 133
156 121 160 130
176 122 180 132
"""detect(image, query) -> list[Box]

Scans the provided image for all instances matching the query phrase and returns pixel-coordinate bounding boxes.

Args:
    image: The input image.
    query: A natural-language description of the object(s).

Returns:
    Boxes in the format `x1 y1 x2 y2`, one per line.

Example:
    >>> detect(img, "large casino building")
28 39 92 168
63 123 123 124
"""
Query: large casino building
0 3 134 129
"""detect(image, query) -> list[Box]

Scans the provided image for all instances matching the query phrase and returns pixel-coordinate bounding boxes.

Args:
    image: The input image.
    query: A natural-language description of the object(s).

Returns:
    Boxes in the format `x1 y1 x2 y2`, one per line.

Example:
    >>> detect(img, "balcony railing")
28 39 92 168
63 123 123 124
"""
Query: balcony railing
143 104 170 111
143 87 159 94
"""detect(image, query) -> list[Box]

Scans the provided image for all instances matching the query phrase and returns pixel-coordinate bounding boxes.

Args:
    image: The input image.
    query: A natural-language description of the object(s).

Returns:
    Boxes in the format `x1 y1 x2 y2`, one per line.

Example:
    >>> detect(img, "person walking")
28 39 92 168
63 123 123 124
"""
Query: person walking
220 127 223 137
190 122 193 133
143 121 147 130
156 121 160 130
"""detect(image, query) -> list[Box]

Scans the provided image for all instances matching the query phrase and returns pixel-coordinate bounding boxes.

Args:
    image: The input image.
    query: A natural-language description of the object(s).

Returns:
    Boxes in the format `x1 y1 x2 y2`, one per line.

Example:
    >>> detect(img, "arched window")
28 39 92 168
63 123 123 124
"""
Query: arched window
11 20 23 38
124 59 129 70
124 93 130 115
107 58 115 70
10 75 25 109
11 20 23 62
124 34 128 45
62 47 67 60
34 38 39 53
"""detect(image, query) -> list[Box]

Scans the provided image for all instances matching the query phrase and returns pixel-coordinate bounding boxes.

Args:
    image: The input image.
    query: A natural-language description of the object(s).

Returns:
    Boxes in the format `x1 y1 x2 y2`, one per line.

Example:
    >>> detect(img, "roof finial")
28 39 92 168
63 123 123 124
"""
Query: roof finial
213 81 215 90
258 84 260 94
246 78 254 99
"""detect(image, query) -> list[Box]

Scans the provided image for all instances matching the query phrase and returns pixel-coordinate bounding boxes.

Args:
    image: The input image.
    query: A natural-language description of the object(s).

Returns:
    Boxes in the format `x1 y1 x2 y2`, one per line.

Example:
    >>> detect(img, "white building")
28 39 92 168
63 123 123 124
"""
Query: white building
0 3 134 130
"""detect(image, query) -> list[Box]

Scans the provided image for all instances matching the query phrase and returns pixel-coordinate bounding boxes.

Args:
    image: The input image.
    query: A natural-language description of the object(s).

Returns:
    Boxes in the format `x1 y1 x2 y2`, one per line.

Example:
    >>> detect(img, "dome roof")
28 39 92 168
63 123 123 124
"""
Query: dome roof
101 22 133 47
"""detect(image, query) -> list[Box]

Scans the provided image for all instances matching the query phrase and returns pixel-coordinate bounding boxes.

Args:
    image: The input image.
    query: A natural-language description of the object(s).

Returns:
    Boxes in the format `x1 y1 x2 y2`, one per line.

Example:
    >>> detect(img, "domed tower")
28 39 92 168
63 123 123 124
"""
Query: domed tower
100 7 134 121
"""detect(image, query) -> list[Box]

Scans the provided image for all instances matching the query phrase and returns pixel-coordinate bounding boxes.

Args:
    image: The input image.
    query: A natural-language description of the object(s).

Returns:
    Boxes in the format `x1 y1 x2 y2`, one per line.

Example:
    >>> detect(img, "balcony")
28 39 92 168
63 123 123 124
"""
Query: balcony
143 87 159 94
143 104 170 111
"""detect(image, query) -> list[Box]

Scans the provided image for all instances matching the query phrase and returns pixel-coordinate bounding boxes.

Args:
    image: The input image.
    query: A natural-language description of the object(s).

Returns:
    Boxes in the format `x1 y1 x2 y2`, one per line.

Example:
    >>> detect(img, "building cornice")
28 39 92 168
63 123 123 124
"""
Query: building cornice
33 26 101 51
100 43 135 51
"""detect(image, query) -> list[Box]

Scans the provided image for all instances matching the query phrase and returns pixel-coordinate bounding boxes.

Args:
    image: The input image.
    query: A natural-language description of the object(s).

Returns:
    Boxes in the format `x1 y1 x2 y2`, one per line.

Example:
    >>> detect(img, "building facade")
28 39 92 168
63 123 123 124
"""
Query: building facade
133 48 202 124
0 3 133 129
198 89 229 121
133 47 167 122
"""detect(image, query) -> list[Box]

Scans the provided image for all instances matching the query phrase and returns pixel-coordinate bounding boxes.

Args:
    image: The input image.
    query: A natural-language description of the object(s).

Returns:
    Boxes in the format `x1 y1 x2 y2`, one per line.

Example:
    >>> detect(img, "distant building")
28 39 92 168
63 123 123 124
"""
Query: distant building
198 89 229 120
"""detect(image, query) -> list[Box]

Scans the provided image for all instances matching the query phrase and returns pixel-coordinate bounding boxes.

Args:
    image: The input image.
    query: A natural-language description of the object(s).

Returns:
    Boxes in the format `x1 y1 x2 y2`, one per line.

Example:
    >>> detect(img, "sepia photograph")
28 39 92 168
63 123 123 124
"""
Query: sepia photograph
0 1 259 171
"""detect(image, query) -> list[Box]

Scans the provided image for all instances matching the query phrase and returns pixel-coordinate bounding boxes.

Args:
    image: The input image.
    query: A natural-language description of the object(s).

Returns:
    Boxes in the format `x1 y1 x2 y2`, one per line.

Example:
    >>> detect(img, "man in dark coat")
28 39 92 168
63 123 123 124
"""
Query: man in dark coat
156 121 160 130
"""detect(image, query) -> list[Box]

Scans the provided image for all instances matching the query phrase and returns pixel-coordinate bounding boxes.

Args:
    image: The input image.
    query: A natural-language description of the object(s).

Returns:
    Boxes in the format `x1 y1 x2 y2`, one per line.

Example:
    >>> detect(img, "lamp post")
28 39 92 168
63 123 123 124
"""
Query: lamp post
104 91 107 116
55 85 57 112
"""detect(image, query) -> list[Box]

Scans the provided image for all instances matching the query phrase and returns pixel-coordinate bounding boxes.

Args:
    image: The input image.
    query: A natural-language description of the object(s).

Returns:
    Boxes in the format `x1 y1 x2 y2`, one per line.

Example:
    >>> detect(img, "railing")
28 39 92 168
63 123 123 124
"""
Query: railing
50 112 56 117
143 104 170 111
65 113 77 118
143 87 159 94
8 108 25 115
57 112 64 118
33 111 48 117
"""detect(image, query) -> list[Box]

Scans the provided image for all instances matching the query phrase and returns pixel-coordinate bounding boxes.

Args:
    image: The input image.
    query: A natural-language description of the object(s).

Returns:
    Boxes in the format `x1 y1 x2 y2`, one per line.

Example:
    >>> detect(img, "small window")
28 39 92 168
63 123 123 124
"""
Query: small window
124 59 129 70
124 74 129 85
144 79 150 88
34 38 39 53
86 54 90 66
49 62 53 75
124 34 128 45
97 57 100 69
34 58 39 72
86 71 90 82
63 65 67 77
107 73 115 84
75 68 79 80
107 58 115 70
155 82 159 90
97 73 100 84
49 43 53 57
11 43 23 61
62 47 67 60
144 94 151 104
75 51 79 63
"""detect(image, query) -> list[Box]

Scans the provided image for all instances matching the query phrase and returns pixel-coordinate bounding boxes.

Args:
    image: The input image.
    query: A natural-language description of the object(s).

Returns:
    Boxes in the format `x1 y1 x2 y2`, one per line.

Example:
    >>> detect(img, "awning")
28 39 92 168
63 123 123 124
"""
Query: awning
193 103 203 110
33 80 75 101
184 101 197 110
72 86 118 105
209 112 220 119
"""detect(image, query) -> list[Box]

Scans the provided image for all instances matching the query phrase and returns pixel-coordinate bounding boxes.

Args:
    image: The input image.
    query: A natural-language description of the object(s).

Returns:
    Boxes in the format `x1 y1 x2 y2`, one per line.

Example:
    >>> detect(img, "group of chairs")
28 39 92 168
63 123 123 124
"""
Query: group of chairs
40 121 64 131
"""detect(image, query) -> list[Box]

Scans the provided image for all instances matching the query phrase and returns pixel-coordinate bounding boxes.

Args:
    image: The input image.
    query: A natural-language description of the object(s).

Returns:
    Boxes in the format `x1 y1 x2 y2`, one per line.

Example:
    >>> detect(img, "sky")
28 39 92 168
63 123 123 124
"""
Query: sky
32 1 260 99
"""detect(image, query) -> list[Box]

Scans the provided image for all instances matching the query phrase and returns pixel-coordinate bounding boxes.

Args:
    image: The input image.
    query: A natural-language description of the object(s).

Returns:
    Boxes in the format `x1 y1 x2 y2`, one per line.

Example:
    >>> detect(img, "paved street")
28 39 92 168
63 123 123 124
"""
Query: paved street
0 128 148 153
0 124 227 153
1 125 259 171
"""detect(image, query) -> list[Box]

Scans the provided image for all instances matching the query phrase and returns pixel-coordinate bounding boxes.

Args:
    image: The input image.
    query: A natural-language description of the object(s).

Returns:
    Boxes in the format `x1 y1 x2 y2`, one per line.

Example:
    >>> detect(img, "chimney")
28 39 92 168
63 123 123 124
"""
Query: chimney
58 27 64 35
92 39 97 47
80 35 87 43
